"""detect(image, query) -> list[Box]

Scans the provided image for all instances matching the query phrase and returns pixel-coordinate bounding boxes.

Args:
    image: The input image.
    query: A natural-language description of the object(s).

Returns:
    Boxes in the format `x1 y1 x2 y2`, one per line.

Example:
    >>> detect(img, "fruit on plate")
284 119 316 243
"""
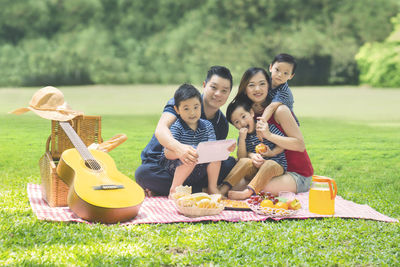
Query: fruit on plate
260 199 274 208
274 201 289 210
287 199 301 210
255 143 268 154
249 190 278 205
248 195 263 205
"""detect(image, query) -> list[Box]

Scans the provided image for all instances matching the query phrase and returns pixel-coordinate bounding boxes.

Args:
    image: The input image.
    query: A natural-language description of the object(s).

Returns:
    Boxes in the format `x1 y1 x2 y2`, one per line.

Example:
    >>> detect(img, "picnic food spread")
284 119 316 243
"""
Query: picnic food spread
247 190 302 217
221 199 250 210
172 186 224 217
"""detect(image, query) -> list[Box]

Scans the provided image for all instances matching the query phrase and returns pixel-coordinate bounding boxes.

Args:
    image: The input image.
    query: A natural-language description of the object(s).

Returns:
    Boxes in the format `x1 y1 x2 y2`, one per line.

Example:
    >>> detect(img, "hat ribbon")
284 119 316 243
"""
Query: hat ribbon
29 104 81 115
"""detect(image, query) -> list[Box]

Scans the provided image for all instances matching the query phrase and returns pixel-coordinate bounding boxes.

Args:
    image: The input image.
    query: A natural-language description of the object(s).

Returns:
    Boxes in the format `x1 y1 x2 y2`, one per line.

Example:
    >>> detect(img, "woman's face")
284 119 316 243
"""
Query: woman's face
245 71 269 104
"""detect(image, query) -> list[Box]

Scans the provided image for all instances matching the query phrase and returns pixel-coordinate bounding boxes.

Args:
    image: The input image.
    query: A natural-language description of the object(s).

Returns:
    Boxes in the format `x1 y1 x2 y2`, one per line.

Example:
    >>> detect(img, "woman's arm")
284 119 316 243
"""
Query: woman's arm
259 105 305 152
261 145 284 157
155 112 198 164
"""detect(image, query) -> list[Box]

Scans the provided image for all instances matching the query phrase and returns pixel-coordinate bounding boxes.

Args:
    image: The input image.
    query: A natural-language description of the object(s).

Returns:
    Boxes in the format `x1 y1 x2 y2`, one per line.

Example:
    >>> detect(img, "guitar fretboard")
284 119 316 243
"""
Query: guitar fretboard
59 121 101 170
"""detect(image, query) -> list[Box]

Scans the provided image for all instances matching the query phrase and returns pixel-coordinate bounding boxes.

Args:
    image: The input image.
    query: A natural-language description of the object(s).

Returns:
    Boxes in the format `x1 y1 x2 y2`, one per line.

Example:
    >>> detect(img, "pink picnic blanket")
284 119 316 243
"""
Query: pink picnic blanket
27 183 398 224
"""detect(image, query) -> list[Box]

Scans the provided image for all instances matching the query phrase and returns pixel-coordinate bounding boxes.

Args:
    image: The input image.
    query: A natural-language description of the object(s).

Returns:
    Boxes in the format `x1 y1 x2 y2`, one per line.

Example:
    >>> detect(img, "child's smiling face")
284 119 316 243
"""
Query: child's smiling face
230 106 255 133
174 97 201 130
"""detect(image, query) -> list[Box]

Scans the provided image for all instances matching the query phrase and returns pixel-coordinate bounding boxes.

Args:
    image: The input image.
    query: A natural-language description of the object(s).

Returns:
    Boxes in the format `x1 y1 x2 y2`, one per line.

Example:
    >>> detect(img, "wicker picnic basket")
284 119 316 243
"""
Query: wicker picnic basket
39 115 103 207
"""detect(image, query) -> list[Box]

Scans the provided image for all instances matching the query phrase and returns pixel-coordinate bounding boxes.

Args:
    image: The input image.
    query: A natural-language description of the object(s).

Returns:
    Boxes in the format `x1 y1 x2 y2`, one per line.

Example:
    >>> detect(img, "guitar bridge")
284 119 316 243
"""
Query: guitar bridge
93 184 125 190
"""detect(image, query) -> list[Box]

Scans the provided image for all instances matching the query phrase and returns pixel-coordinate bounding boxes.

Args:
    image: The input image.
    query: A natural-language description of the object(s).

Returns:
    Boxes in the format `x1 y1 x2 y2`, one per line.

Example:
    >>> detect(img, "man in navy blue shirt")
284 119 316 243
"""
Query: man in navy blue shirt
135 66 236 196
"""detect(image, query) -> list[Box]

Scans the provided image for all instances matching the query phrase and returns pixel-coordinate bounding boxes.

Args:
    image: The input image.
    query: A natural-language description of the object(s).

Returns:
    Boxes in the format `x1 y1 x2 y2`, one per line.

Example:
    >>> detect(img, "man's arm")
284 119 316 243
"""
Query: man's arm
164 147 177 160
155 112 198 165
163 122 181 160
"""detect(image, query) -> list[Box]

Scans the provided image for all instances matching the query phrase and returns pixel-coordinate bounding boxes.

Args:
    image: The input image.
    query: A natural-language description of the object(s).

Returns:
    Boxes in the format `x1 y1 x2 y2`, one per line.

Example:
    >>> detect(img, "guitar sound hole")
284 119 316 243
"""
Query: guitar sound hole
85 159 102 171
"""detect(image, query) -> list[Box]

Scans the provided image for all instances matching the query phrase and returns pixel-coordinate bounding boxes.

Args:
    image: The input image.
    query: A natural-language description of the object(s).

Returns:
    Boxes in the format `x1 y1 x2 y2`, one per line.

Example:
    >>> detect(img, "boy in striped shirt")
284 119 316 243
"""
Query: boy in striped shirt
220 100 287 200
161 84 221 198
259 53 299 126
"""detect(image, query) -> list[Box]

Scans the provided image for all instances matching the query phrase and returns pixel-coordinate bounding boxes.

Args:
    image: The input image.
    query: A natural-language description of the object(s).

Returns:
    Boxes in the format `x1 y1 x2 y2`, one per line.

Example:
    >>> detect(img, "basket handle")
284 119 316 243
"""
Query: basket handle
45 135 51 153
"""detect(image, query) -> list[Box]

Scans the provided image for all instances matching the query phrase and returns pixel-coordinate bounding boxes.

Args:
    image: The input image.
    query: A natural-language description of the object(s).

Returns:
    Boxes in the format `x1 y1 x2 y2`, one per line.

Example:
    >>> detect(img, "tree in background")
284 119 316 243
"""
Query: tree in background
0 0 398 87
356 13 400 87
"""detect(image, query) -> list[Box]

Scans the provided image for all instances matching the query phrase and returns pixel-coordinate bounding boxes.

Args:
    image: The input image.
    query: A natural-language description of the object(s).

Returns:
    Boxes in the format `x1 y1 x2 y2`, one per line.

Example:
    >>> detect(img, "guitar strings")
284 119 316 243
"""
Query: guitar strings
61 122 102 171
60 121 120 186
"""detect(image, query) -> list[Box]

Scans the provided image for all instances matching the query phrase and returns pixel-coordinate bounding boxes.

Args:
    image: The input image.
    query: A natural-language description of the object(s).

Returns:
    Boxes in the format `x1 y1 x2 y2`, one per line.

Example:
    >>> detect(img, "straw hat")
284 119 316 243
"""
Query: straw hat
9 86 83 121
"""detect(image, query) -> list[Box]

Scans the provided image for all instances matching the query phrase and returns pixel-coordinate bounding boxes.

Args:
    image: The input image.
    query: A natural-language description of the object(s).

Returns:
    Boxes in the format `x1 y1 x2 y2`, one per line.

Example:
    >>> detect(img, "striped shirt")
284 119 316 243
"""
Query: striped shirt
245 124 287 170
268 82 294 110
164 97 228 140
160 118 215 179
170 118 216 147
268 82 299 125
140 96 228 163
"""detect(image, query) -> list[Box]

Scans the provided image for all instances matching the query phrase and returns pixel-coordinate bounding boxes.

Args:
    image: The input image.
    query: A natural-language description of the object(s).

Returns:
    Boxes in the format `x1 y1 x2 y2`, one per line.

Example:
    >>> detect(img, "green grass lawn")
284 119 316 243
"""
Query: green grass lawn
1 85 399 266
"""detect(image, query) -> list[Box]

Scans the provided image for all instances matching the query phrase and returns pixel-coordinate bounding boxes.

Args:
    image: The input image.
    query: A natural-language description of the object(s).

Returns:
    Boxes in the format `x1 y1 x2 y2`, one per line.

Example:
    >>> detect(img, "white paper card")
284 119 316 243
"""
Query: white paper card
196 139 236 164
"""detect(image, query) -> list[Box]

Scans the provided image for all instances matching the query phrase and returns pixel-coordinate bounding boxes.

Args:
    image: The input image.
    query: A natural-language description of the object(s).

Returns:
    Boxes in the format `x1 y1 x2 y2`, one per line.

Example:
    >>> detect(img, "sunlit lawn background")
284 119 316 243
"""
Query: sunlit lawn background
1 85 399 265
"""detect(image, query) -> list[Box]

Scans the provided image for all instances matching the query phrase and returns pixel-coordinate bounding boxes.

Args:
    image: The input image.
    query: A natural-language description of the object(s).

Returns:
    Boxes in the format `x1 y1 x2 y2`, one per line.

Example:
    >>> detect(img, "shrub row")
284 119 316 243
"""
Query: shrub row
0 0 398 86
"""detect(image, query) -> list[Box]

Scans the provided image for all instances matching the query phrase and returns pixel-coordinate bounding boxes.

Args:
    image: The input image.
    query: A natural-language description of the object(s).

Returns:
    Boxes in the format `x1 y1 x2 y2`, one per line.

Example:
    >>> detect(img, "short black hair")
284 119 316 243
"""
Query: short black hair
226 100 252 124
271 53 297 74
174 83 202 108
204 65 233 90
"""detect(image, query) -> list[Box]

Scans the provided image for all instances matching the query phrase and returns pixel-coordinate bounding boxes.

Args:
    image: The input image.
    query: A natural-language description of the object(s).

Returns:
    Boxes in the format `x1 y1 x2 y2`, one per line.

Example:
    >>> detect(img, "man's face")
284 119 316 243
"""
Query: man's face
230 106 255 133
202 75 231 110
269 62 295 88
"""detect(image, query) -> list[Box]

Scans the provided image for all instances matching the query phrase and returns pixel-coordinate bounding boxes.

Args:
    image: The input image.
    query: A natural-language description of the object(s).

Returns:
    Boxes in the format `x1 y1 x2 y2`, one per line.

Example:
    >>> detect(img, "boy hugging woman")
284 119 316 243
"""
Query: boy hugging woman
218 100 287 200
220 54 314 199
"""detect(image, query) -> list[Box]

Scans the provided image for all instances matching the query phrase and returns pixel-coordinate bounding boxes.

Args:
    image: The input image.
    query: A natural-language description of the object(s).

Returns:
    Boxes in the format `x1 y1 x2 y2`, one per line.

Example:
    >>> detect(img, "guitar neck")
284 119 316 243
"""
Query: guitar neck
59 121 95 162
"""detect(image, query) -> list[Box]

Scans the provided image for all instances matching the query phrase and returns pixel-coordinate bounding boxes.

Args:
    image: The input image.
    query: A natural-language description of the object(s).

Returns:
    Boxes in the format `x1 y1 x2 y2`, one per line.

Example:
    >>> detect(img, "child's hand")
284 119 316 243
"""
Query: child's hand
256 117 264 141
256 119 271 140
238 127 248 140
250 153 265 168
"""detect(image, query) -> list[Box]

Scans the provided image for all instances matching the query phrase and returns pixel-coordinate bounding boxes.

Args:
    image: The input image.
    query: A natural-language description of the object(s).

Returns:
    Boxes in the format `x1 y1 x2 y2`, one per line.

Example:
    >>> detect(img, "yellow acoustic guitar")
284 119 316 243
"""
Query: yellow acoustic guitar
56 121 144 223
